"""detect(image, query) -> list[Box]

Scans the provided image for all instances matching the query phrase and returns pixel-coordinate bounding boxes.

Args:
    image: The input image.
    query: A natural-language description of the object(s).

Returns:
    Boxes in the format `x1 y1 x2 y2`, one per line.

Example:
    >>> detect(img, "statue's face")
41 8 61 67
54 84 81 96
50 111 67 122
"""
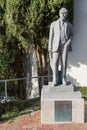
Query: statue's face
59 11 68 21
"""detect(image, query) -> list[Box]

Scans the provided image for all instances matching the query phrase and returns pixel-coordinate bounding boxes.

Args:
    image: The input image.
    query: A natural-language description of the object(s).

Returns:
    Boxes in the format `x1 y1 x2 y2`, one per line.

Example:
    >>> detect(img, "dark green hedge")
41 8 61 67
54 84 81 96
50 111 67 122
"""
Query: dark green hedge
78 87 87 99
0 98 40 117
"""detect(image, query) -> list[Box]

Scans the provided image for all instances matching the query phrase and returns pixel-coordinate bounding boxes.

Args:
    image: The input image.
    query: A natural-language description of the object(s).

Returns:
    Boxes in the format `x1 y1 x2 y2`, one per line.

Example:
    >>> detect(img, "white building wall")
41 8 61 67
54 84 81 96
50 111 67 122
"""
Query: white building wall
67 0 87 86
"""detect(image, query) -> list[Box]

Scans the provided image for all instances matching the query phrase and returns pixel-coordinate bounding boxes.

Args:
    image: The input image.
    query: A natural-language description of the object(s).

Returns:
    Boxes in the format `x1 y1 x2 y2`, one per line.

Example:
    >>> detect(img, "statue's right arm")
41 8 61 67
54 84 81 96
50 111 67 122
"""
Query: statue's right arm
48 23 54 52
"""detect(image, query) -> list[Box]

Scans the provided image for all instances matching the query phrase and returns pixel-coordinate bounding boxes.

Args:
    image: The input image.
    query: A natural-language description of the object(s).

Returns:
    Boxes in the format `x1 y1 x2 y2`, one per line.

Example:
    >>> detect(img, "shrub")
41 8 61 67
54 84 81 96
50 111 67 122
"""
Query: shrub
78 87 87 99
0 98 40 117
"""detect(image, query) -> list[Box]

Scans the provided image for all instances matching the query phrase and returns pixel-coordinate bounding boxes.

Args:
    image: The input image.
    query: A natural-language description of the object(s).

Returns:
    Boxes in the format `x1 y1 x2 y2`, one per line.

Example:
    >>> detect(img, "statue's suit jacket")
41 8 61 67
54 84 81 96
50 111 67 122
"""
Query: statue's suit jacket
48 19 73 52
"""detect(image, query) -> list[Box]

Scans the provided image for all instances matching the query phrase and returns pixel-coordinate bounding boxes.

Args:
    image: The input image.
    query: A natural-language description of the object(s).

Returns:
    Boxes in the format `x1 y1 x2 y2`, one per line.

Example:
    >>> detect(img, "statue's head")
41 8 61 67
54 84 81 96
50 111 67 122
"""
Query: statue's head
59 7 68 21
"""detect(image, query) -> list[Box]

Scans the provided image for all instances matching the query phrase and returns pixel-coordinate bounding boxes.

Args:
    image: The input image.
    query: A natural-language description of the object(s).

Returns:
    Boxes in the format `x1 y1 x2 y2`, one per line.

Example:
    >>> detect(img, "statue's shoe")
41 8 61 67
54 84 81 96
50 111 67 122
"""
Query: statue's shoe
62 78 67 85
53 82 60 86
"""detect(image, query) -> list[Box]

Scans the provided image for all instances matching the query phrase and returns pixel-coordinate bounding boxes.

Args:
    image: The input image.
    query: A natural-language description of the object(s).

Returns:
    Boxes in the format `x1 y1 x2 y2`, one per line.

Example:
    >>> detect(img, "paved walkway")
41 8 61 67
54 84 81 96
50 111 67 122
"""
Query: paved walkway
0 110 87 130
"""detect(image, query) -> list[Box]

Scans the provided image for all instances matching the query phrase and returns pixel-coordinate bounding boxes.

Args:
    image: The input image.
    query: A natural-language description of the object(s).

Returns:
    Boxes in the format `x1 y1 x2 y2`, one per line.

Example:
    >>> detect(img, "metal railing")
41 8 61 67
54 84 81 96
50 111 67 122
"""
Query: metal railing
0 75 52 99
0 77 26 99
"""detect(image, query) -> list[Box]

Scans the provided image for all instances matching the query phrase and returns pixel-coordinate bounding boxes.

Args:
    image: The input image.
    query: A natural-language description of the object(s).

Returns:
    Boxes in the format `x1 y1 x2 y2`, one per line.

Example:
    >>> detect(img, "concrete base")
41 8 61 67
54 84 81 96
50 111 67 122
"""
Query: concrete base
41 84 84 124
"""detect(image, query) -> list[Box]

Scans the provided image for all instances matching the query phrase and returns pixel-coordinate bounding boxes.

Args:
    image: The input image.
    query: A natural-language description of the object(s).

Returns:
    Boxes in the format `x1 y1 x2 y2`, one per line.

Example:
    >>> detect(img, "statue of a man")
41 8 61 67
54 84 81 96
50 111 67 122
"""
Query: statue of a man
48 7 73 86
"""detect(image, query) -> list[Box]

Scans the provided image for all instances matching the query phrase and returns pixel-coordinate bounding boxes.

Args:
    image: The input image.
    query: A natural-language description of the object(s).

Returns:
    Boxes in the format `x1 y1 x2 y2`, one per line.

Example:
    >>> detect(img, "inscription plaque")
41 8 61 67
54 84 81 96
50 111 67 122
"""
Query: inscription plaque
55 101 72 122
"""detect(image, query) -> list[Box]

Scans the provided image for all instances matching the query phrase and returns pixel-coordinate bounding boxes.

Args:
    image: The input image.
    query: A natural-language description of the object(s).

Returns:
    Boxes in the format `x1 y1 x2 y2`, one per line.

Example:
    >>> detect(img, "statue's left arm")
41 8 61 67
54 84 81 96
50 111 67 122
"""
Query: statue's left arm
66 23 73 46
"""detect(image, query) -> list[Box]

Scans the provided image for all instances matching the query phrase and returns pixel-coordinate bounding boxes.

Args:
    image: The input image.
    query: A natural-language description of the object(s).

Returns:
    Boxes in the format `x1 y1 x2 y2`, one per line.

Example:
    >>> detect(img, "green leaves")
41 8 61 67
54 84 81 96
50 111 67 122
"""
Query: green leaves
0 0 73 86
0 48 15 79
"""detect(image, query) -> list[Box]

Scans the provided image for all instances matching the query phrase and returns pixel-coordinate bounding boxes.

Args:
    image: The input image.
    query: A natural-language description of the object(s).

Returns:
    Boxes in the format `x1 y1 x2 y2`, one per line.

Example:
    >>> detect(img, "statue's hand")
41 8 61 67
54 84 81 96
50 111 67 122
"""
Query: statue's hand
66 41 71 46
49 51 52 60
65 41 72 51
65 38 72 46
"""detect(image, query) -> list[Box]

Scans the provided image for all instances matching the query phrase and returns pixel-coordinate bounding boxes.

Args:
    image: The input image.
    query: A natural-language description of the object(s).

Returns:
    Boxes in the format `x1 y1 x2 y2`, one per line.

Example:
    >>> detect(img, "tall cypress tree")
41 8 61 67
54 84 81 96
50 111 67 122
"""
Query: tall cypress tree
0 0 73 98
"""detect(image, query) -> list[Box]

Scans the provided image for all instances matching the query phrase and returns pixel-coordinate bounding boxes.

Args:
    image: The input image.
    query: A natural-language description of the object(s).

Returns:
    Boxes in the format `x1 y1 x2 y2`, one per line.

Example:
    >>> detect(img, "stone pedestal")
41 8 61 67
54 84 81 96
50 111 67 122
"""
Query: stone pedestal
41 84 84 124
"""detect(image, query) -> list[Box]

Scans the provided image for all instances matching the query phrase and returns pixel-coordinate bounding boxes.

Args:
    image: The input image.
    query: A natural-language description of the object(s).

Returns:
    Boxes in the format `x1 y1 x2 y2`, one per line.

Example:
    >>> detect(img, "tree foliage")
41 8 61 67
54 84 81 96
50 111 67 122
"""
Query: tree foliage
0 0 73 98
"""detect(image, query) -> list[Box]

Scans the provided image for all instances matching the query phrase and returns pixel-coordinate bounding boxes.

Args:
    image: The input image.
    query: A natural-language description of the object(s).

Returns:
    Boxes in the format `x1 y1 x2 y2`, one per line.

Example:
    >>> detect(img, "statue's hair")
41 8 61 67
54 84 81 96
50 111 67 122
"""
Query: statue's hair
59 7 68 14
